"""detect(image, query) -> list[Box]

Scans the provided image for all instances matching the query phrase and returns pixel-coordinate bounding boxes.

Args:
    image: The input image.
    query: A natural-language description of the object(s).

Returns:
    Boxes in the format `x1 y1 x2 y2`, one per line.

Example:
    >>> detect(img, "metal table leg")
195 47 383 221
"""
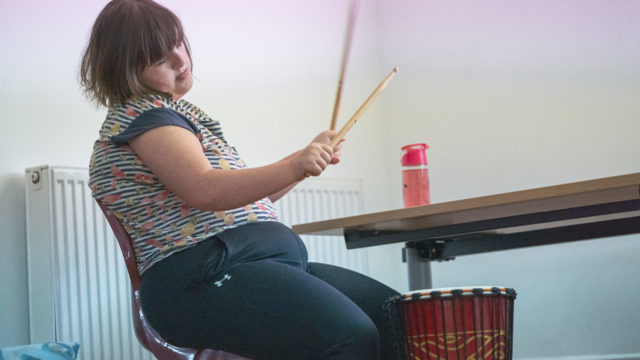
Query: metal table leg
404 245 432 290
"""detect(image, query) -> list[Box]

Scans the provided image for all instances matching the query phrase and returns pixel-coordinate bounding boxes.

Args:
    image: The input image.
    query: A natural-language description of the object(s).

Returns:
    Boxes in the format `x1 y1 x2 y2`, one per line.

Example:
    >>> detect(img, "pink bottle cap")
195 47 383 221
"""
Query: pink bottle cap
401 143 429 166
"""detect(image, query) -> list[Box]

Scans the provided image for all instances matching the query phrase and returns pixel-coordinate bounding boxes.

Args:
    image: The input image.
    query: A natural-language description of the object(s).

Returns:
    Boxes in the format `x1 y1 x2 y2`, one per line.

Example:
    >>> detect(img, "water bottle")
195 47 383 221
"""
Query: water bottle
401 143 430 207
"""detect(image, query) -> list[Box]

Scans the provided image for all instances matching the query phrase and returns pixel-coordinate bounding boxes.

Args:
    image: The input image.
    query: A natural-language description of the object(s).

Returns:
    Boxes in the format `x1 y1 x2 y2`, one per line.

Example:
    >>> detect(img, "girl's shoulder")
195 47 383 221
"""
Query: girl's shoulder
175 98 226 141
98 95 176 140
98 95 224 143
176 98 207 119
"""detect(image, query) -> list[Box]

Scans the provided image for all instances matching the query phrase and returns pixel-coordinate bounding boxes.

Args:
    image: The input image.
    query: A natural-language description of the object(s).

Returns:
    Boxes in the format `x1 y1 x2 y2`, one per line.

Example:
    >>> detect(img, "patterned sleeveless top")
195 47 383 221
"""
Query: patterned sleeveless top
89 94 278 274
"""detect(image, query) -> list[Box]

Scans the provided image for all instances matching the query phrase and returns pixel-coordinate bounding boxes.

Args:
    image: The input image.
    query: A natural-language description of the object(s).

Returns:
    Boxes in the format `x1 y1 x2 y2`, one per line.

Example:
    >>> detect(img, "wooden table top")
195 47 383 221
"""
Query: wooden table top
292 172 640 238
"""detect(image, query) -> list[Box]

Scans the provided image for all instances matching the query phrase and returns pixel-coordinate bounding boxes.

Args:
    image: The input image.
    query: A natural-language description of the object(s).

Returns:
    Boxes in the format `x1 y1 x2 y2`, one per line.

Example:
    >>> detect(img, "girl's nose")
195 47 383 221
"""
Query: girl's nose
169 46 187 69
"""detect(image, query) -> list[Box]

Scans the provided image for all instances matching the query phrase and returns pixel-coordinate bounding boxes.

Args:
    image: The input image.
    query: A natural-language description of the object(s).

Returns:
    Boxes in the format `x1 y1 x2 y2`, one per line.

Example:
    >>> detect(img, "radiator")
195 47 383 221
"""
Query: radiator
25 165 367 360
26 165 153 360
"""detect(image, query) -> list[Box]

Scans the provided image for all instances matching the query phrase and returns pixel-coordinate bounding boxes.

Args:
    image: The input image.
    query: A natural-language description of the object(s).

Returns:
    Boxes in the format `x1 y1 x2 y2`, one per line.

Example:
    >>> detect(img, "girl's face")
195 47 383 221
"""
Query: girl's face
141 42 193 100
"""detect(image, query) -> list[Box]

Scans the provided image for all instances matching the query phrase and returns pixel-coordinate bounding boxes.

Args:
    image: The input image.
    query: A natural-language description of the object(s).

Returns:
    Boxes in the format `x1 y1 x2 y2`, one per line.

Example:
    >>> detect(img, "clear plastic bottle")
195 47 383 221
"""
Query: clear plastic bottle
401 143 430 208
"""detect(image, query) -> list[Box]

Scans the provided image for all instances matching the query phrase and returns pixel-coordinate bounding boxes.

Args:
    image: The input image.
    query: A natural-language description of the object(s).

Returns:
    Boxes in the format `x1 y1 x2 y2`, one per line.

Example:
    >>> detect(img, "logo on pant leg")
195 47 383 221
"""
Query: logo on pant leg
214 274 231 287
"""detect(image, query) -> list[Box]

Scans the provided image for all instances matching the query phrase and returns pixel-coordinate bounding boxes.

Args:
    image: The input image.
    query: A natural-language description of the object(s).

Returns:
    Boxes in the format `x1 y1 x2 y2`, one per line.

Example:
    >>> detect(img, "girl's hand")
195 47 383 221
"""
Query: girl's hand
311 130 345 165
294 142 333 179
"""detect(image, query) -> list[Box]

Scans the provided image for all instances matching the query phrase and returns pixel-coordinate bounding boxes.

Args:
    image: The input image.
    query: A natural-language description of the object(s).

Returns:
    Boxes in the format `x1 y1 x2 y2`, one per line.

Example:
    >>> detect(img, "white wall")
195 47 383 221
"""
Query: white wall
1 0 639 358
377 0 640 358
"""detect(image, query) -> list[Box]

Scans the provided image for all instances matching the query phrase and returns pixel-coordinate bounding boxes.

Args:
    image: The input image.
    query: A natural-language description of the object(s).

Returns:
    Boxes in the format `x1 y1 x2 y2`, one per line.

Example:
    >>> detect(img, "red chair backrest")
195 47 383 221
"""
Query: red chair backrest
98 202 141 289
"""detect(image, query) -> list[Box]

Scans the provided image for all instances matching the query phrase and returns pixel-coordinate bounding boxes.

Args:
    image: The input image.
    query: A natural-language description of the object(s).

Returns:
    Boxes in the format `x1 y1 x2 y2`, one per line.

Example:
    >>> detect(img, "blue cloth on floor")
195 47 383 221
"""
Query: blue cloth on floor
0 342 79 360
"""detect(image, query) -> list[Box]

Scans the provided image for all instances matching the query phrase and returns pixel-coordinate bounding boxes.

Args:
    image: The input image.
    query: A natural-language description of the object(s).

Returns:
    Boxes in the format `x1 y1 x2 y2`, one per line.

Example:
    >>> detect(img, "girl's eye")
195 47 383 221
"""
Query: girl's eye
153 58 166 66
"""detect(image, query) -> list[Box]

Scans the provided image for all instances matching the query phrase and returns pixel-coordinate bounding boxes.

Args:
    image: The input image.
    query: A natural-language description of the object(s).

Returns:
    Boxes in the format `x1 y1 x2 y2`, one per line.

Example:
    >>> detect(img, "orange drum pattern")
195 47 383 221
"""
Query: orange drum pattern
391 287 516 360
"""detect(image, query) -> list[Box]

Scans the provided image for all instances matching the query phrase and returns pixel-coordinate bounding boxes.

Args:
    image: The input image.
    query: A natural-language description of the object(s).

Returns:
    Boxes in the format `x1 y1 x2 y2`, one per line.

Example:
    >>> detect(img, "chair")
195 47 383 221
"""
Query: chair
97 201 250 360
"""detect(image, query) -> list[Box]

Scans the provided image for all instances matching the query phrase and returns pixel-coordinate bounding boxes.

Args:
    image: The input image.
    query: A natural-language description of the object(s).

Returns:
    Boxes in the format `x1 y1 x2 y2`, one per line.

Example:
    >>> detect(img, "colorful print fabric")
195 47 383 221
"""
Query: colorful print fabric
89 94 278 274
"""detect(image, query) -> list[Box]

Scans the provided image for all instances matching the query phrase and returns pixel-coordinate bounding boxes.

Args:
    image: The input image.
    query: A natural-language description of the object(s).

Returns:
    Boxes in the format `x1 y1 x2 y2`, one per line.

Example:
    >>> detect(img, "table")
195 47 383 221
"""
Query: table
292 172 640 290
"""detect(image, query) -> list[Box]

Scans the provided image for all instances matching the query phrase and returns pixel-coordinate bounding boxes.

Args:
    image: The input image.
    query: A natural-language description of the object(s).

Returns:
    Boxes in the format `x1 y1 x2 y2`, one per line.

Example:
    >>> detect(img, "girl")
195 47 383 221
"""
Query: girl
81 0 399 359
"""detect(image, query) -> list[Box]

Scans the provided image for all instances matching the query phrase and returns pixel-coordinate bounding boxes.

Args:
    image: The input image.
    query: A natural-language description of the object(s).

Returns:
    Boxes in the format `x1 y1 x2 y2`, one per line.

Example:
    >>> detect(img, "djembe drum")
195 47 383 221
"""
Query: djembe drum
387 287 517 360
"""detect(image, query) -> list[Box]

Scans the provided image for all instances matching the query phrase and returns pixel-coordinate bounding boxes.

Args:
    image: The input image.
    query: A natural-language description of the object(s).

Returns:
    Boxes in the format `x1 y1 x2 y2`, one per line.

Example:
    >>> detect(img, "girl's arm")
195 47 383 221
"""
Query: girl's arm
129 126 338 211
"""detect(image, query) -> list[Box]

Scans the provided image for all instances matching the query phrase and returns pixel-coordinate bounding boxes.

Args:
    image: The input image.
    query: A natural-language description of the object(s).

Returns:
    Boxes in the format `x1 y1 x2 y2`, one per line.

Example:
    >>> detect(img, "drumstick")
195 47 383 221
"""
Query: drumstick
302 68 398 178
330 0 358 131
330 67 399 148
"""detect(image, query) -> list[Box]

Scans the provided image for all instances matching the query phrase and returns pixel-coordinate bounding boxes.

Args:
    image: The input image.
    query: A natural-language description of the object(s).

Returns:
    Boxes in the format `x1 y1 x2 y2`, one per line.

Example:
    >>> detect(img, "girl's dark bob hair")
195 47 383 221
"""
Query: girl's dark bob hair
80 0 192 107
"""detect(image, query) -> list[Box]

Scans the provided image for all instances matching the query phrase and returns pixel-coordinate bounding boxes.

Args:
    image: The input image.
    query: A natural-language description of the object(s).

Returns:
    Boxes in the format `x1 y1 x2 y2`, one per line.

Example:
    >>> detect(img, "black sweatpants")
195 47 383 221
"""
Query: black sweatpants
140 221 400 360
